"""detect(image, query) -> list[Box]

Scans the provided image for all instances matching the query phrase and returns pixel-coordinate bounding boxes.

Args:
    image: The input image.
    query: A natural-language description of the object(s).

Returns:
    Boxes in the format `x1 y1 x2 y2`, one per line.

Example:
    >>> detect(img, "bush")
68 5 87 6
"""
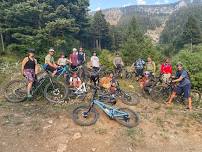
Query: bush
172 48 202 89
99 49 114 71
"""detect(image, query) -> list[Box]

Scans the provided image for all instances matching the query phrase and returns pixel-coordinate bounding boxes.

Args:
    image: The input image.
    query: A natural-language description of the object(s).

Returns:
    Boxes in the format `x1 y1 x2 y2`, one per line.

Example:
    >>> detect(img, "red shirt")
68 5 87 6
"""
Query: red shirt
160 63 172 74
70 53 78 66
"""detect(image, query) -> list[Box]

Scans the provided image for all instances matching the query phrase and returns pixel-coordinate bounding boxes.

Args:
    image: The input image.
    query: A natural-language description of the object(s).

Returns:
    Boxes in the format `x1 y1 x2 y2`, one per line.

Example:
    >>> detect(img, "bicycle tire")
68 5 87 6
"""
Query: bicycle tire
44 81 68 104
150 85 170 102
4 79 27 103
120 91 140 106
72 105 99 126
115 108 140 128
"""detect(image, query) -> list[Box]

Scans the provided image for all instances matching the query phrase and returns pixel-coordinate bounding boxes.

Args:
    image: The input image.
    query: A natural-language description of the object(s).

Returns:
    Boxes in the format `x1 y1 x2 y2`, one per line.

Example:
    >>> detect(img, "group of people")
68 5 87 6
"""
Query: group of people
21 48 192 110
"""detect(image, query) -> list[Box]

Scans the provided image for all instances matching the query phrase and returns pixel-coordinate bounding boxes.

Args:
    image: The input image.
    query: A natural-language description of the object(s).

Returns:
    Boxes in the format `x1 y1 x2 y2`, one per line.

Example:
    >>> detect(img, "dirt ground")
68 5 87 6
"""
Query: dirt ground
0 90 202 152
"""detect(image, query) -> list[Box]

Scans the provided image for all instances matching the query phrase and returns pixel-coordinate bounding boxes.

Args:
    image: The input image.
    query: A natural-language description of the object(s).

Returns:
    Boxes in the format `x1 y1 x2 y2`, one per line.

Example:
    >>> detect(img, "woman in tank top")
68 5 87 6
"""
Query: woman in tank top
21 49 37 98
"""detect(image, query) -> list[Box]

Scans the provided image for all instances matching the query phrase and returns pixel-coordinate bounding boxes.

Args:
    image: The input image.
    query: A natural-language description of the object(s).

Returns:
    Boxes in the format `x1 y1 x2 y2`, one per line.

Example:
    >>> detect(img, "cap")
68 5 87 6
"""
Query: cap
73 48 77 52
49 48 55 52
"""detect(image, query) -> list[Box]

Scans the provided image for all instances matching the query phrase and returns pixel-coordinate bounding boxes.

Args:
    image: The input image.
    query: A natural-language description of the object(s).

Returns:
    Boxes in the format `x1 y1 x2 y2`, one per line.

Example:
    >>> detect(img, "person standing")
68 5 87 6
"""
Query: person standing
113 53 124 76
90 52 100 86
21 49 38 98
78 47 86 66
145 57 156 75
69 48 78 69
160 58 172 83
132 58 145 80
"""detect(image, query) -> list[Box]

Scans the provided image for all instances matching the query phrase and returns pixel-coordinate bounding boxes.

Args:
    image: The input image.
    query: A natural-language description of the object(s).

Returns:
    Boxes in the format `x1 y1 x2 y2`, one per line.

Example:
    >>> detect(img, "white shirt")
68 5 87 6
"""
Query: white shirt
91 56 100 68
58 58 67 66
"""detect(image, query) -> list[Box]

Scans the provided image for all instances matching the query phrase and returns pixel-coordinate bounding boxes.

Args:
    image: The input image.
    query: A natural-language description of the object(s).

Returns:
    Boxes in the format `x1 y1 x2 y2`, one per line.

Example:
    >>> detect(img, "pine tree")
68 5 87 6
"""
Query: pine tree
181 16 202 46
91 11 111 50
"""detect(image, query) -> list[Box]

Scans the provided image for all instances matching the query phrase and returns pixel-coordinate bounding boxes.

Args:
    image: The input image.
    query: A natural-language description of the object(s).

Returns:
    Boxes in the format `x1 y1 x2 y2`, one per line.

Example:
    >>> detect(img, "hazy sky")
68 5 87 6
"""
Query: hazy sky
90 0 178 11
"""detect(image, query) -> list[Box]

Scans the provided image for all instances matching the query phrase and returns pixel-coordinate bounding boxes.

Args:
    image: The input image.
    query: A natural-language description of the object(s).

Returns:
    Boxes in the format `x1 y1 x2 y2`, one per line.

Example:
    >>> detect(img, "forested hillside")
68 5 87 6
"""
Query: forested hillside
160 4 202 51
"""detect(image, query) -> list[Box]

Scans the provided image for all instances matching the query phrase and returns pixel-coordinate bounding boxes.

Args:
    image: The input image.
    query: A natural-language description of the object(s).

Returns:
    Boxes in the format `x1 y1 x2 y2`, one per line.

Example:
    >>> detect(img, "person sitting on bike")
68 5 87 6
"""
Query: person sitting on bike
132 58 145 81
160 58 172 83
44 48 58 77
78 47 86 66
21 49 38 98
69 48 78 69
113 53 124 76
167 62 192 110
90 52 100 86
57 52 70 66
69 72 81 89
139 71 153 94
145 57 156 75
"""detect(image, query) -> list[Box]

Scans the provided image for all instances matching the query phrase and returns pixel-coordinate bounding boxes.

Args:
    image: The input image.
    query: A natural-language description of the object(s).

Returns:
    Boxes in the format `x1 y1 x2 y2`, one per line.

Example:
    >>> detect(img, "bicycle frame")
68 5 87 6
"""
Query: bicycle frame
87 99 129 119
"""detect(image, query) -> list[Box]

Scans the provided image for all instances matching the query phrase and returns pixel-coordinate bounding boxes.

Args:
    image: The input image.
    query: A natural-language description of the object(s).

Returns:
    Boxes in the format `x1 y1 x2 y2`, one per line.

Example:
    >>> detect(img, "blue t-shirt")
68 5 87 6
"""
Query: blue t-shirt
176 70 191 87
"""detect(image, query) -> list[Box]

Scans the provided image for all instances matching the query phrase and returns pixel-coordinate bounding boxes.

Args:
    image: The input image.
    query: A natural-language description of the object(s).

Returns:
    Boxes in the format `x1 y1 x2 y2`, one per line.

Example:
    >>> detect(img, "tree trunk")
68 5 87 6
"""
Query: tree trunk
96 39 99 49
0 33 5 53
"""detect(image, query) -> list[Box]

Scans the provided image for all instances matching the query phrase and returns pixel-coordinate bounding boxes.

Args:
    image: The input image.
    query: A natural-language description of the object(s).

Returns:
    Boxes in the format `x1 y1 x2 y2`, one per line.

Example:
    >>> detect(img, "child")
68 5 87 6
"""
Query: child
139 71 153 94
69 72 81 89
57 53 70 66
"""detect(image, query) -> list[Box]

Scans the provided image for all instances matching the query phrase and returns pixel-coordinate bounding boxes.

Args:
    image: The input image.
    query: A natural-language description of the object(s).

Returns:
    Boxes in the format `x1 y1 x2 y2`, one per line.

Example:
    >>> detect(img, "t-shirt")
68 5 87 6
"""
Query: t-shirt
78 52 85 64
114 57 123 65
145 61 156 73
45 54 55 64
176 70 191 87
91 56 100 68
69 77 81 83
58 58 67 66
160 63 172 74
70 53 78 66
135 59 145 69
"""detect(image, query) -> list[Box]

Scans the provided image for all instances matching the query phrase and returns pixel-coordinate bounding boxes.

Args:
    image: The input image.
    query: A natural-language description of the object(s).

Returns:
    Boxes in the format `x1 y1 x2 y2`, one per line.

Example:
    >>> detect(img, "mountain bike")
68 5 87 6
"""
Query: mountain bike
4 71 68 104
98 81 140 106
72 86 140 128
67 82 90 100
150 82 201 107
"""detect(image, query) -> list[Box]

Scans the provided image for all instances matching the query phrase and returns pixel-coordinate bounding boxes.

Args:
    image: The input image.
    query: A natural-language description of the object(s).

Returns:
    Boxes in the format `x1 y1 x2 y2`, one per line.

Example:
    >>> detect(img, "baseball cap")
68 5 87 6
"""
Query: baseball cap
49 48 55 52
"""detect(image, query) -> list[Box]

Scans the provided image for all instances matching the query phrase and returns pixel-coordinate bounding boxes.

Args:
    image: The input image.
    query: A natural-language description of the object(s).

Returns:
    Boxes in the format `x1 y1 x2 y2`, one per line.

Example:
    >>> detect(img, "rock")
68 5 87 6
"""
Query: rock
128 147 133 152
43 125 52 130
57 144 67 152
72 132 82 140
91 148 97 152
48 120 53 124
129 85 134 89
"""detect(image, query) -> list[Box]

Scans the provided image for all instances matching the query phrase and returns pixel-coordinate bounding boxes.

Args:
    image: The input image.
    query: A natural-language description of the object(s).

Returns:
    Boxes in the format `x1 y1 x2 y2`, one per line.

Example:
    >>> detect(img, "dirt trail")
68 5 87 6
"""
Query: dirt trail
0 94 201 152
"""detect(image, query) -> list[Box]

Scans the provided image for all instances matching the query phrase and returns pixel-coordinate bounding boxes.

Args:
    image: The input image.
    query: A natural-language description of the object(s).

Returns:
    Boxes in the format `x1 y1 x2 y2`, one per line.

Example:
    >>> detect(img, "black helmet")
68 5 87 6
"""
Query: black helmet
28 48 35 53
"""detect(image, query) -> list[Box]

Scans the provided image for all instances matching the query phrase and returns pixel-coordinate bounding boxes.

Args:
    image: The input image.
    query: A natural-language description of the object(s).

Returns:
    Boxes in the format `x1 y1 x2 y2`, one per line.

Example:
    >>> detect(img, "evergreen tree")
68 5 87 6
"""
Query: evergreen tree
181 16 202 46
90 11 111 50
121 17 158 64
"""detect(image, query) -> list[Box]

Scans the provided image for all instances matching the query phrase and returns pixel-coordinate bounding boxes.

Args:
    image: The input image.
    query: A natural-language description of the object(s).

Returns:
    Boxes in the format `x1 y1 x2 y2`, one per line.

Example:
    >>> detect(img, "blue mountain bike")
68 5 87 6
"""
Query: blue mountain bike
72 87 140 128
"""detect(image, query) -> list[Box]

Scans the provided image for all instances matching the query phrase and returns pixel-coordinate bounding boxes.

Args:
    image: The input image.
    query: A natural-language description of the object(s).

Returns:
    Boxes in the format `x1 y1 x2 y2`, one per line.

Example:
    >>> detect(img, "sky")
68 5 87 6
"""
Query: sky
90 0 178 11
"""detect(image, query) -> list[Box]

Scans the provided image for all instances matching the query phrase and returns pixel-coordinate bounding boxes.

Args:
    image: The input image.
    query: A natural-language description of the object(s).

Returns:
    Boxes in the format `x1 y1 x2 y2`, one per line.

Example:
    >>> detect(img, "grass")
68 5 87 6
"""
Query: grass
124 127 145 142
156 117 164 128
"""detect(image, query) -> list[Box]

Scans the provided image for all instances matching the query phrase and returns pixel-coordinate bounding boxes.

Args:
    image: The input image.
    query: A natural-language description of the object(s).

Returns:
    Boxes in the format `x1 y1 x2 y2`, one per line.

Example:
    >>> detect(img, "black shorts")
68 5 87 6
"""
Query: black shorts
136 69 144 77
46 65 56 73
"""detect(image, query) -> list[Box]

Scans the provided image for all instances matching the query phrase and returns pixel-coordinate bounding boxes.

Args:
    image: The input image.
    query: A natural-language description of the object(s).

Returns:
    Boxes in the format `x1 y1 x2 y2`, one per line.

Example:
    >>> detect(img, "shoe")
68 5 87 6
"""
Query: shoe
27 94 33 98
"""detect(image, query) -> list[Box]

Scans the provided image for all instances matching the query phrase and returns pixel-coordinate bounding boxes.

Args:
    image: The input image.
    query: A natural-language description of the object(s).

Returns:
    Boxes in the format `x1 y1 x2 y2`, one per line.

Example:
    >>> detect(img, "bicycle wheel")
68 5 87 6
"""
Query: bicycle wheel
4 79 27 103
115 108 140 128
44 81 68 104
150 85 170 102
191 90 201 107
72 106 99 126
119 91 140 106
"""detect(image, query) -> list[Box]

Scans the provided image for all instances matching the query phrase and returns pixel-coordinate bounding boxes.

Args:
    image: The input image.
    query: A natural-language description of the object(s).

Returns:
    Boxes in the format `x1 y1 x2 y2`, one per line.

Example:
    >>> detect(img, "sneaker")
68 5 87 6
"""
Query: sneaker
27 94 33 98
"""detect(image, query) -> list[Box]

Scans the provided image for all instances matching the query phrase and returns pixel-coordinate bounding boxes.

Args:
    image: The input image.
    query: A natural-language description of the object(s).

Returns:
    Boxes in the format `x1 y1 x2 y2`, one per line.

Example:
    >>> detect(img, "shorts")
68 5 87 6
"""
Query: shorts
136 69 144 77
174 84 191 99
24 69 36 82
162 74 171 83
44 64 56 73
